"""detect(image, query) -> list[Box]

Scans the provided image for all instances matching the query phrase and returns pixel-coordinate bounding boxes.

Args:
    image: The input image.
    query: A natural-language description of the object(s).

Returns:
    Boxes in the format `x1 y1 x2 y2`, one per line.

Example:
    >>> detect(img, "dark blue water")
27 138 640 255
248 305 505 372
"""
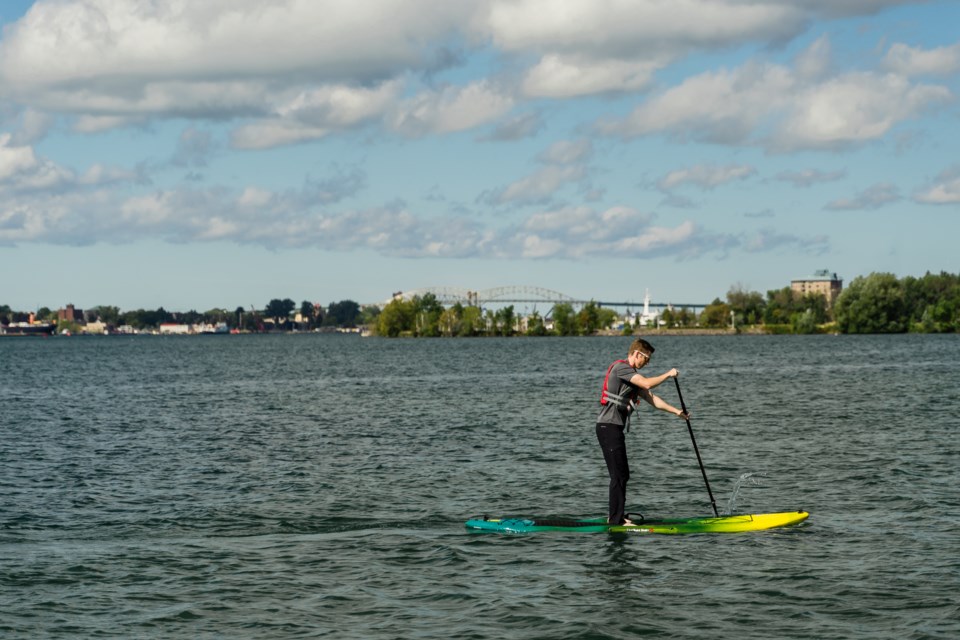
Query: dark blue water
2 334 958 638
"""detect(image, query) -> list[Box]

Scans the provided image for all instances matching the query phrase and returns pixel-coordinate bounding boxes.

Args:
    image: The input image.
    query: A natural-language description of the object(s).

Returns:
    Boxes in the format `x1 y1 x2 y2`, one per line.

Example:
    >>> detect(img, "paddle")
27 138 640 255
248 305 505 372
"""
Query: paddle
674 377 719 517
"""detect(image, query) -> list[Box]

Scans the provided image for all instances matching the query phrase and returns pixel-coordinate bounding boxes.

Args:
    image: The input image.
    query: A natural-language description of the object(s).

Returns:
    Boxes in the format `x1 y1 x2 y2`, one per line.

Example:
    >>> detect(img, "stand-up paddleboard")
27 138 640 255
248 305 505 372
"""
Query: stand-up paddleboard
465 510 809 534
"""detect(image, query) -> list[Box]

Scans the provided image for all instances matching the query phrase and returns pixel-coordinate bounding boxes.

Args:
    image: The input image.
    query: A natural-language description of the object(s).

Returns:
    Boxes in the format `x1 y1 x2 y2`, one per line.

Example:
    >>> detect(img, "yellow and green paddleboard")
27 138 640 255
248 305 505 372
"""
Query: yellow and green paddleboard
465 510 809 534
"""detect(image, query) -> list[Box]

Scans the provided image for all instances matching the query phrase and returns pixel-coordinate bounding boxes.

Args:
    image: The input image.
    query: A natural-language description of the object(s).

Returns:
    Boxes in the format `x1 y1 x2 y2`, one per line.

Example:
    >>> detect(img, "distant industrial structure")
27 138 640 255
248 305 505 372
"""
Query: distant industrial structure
790 270 843 307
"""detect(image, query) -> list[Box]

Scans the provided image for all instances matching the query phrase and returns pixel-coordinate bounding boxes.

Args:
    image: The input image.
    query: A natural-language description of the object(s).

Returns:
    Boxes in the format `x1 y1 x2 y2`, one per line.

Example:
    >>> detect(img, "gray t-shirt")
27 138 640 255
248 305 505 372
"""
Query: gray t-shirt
596 360 638 426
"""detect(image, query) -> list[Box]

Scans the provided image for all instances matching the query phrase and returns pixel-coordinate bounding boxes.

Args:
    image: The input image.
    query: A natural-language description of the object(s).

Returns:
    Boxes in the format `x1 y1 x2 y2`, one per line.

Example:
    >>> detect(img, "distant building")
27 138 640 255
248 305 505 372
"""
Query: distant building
624 289 660 328
58 304 83 323
159 323 190 335
791 270 843 307
84 320 107 335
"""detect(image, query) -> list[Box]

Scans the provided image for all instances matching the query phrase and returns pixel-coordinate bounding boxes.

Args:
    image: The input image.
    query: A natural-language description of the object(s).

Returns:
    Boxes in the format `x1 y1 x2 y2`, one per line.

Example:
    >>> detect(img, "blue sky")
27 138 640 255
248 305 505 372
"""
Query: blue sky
1 0 958 312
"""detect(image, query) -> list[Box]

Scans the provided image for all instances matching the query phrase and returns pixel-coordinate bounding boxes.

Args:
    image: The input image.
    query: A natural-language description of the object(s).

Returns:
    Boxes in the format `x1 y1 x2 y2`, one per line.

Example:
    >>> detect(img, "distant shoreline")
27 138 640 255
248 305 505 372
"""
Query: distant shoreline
602 328 737 336
600 326 833 336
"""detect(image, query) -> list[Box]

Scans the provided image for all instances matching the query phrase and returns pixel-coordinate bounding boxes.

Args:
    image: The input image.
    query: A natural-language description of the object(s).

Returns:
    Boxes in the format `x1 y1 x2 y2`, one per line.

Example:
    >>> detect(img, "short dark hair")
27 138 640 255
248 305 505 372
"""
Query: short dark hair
629 338 654 356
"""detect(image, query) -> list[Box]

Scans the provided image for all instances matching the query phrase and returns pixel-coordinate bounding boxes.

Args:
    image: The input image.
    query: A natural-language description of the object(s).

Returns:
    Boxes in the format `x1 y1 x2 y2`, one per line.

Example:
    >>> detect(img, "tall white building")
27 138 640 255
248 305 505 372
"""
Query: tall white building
627 289 660 327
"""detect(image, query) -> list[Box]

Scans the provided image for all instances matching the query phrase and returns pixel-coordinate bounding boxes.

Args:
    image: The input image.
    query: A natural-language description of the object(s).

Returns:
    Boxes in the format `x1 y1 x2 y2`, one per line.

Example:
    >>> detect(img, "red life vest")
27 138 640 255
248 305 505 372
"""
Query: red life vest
600 359 633 408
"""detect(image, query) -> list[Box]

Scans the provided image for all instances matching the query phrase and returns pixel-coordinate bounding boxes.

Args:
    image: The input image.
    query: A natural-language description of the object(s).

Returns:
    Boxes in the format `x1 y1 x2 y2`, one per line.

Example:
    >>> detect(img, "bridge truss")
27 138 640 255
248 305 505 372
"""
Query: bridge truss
386 286 706 311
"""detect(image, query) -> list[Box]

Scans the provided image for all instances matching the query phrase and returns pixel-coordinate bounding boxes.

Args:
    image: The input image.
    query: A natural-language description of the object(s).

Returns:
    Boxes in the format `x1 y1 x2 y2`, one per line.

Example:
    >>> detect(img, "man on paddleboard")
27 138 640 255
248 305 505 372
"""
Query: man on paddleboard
597 338 688 525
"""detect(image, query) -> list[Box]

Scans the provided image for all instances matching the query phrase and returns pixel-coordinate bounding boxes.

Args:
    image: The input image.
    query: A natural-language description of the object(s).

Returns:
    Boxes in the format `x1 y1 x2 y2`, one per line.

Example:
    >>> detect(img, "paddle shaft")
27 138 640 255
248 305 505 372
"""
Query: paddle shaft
674 377 719 517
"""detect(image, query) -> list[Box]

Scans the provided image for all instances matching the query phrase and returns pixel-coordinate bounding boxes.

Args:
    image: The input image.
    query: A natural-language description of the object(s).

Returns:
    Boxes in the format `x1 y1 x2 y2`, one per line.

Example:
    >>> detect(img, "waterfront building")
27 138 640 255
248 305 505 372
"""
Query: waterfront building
58 304 83 323
624 289 660 328
159 323 191 335
791 270 843 307
84 320 107 335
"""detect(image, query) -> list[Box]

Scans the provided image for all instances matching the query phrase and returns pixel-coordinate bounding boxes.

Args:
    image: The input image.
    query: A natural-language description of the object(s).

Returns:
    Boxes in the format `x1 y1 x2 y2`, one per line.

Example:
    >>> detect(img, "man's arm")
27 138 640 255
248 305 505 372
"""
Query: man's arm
637 388 689 419
629 367 679 390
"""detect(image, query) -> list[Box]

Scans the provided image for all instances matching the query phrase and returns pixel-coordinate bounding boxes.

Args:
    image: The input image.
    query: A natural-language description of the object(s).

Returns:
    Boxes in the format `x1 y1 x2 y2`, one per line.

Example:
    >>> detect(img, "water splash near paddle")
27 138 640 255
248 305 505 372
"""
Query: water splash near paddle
725 472 766 515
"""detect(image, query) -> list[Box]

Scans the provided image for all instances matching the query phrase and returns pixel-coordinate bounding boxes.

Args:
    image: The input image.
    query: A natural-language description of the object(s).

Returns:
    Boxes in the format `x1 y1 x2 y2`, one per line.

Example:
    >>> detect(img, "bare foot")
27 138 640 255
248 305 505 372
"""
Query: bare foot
622 518 634 526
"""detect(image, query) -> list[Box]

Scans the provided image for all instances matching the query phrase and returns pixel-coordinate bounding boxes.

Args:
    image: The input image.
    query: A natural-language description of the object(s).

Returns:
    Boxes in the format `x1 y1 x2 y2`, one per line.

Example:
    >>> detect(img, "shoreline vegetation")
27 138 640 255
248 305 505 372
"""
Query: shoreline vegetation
373 271 959 337
3 271 958 337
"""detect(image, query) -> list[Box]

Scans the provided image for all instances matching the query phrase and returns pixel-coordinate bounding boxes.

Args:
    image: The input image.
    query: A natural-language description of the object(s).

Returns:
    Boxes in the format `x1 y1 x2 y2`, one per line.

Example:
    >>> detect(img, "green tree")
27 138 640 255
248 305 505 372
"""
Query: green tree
203 308 230 325
180 310 202 325
576 301 600 335
121 307 173 329
727 285 765 325
700 298 731 328
676 307 695 327
798 293 829 324
265 298 296 328
525 310 548 336
57 319 82 334
791 309 818 334
414 294 443 336
298 301 316 328
659 307 676 328
904 271 960 332
598 307 618 330
763 287 798 325
438 307 460 337
359 305 380 328
553 302 577 336
495 305 516 336
377 298 415 337
90 305 121 325
484 309 497 336
458 306 482 336
834 273 907 333
325 300 361 327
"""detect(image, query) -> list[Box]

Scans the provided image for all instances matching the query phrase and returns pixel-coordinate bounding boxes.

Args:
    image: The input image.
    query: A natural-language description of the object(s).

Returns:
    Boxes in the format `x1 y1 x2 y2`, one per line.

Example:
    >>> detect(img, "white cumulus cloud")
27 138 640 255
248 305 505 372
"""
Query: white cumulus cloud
481 138 593 205
658 164 756 191
0 0 930 136
485 165 587 205
775 168 847 187
778 72 951 150
522 55 660 98
883 42 960 76
0 134 134 193
597 45 952 152
825 183 901 210
389 80 515 137
914 167 960 204
537 139 592 165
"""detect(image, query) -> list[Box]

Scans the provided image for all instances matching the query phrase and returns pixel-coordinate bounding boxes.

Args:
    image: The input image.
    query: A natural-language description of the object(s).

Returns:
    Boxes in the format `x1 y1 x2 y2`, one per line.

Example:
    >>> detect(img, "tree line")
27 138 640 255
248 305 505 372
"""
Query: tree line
0 299 379 333
712 271 959 334
376 271 960 336
375 295 620 337
4 271 958 335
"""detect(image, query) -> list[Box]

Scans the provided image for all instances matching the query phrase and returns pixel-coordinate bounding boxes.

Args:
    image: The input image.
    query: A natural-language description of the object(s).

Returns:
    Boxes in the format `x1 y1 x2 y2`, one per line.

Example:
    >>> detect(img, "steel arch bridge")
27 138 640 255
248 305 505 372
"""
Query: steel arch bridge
387 285 576 307
383 286 708 311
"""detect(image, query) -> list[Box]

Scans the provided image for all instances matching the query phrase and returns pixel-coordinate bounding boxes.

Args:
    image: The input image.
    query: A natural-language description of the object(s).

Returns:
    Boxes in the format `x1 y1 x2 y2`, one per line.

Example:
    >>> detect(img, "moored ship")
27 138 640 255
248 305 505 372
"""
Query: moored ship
1 322 56 336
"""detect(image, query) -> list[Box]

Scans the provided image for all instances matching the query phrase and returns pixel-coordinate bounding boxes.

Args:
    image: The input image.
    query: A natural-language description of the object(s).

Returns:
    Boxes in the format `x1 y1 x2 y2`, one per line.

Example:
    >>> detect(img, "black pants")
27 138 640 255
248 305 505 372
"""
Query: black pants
596 422 630 525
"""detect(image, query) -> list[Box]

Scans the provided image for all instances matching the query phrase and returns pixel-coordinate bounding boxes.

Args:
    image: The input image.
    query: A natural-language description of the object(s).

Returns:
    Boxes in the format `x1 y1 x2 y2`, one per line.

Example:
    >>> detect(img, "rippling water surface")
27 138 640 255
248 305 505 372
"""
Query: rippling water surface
2 334 958 638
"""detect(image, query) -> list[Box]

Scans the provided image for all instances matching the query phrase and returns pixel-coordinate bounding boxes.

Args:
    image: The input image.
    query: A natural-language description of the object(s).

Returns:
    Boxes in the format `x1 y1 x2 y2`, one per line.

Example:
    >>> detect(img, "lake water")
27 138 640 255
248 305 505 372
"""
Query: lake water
2 334 958 638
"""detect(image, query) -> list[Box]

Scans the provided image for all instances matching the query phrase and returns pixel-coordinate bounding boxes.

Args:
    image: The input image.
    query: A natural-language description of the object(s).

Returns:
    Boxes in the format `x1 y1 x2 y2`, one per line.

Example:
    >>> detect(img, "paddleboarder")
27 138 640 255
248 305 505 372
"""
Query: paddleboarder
597 338 688 525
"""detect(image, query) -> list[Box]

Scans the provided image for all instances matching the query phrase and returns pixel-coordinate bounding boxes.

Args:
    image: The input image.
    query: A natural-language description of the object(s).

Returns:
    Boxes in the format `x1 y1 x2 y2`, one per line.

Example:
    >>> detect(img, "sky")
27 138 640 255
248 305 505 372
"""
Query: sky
1 0 958 312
